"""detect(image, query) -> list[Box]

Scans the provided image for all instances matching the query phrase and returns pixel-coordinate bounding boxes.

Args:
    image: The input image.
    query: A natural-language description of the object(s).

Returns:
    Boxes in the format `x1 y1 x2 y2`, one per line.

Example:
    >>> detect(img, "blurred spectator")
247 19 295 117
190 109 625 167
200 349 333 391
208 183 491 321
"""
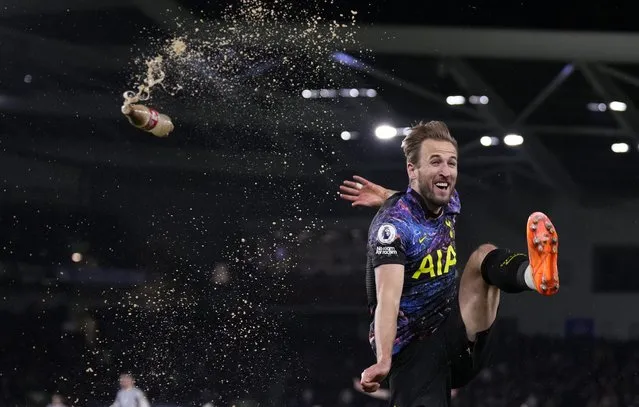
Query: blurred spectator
110 374 150 407
45 394 67 407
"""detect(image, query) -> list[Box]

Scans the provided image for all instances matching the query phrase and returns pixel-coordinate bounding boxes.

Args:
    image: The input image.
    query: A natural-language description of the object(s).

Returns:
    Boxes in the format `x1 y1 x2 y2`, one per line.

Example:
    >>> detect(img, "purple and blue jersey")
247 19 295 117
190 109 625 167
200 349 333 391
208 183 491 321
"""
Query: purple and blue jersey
366 187 461 356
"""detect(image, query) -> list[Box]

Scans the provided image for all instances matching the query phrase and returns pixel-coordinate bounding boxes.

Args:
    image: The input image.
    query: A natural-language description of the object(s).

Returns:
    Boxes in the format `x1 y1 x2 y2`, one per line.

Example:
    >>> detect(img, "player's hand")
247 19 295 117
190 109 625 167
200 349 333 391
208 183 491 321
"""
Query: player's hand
360 360 391 393
353 377 391 400
338 175 389 208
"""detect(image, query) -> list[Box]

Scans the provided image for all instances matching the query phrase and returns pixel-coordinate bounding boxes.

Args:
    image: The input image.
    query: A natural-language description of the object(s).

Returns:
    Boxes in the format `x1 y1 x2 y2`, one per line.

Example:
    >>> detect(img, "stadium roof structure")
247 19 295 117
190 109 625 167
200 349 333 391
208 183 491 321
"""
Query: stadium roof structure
3 0 639 201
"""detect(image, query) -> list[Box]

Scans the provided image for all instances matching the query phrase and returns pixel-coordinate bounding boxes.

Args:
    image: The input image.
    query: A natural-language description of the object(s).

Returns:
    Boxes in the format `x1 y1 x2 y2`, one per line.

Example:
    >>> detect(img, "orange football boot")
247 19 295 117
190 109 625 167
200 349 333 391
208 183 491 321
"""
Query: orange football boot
527 212 559 296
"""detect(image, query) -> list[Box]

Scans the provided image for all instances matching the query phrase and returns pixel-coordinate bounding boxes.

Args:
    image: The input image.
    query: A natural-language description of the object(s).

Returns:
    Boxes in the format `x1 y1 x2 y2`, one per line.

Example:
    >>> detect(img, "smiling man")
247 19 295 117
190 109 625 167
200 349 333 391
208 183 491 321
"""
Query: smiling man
340 121 560 407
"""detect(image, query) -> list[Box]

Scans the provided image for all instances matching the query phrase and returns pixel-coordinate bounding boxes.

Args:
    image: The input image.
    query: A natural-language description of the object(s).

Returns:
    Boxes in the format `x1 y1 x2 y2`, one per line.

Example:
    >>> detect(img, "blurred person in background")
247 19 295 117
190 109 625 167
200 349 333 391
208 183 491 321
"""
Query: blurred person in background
46 394 68 407
110 374 150 407
339 121 560 407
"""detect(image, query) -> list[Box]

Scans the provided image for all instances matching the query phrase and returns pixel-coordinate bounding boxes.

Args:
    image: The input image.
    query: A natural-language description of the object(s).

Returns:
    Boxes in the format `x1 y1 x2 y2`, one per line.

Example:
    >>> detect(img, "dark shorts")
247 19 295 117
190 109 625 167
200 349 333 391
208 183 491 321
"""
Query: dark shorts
387 300 496 407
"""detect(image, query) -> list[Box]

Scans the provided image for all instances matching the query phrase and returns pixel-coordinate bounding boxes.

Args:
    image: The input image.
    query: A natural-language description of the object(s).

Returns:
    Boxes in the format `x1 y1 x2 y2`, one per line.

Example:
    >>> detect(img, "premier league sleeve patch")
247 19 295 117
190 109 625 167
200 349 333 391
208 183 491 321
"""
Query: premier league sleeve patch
377 223 397 244
369 222 406 267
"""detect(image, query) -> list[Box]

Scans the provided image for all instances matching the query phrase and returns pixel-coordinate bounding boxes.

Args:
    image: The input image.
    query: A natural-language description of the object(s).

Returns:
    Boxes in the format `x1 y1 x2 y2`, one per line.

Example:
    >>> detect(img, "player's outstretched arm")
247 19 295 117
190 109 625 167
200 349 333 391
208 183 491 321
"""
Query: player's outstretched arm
338 175 398 208
360 264 404 393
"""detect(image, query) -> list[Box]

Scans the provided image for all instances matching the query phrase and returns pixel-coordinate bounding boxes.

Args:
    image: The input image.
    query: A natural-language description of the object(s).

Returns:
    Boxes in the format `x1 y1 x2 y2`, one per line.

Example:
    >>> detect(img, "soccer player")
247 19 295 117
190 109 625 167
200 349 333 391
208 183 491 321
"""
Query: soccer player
110 374 150 407
338 121 559 407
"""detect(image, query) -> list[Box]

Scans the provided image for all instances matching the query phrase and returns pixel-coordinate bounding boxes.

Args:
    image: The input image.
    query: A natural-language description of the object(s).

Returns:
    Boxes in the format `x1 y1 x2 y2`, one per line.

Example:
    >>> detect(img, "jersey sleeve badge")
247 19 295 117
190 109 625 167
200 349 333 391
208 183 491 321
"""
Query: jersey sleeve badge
376 223 397 244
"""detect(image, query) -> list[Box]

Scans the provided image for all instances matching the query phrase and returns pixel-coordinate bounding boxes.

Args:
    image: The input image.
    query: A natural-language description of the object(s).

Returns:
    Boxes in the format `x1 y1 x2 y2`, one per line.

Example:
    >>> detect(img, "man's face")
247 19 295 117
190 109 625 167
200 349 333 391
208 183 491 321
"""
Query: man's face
408 139 458 210
120 375 133 389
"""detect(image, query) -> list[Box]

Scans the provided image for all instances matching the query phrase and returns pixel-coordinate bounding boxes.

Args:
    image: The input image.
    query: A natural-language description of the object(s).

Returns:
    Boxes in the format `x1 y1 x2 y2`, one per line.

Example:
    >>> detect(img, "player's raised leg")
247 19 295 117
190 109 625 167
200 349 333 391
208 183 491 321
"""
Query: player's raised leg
458 243 501 342
458 211 559 342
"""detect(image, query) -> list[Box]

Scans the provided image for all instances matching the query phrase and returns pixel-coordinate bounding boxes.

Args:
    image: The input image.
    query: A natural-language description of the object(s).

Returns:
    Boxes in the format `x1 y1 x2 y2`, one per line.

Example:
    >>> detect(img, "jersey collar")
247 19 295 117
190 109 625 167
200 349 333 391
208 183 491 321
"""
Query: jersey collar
406 187 460 217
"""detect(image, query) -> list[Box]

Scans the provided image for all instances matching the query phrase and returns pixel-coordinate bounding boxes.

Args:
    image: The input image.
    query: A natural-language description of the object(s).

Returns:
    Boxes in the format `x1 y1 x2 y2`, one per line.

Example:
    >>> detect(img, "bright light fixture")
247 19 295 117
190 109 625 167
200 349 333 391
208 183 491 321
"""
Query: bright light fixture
375 125 397 140
446 95 465 105
611 142 629 153
503 134 524 146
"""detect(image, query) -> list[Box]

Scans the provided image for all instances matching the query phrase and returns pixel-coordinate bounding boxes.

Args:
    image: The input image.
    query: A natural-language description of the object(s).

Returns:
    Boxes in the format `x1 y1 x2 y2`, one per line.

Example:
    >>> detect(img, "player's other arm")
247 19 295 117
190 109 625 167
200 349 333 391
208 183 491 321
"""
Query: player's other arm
361 219 406 393
339 175 398 207
374 263 404 364
360 263 403 392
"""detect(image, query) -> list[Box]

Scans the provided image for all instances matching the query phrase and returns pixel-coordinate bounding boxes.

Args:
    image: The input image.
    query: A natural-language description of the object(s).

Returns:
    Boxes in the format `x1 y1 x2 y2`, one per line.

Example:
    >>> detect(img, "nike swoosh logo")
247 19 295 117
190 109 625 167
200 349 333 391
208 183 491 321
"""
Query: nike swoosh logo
419 235 428 243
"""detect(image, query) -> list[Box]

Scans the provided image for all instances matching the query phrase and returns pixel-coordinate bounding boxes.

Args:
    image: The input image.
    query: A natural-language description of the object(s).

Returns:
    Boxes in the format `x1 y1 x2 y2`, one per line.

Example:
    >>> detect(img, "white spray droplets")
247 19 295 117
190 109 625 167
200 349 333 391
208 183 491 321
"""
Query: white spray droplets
85 0 362 402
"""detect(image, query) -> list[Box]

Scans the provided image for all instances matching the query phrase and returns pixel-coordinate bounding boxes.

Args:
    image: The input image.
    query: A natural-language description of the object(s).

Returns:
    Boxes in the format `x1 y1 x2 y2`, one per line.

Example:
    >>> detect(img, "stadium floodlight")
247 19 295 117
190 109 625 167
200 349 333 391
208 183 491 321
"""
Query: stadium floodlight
446 95 465 105
375 125 397 140
609 101 627 112
611 142 629 153
469 95 490 105
503 134 524 146
480 136 499 146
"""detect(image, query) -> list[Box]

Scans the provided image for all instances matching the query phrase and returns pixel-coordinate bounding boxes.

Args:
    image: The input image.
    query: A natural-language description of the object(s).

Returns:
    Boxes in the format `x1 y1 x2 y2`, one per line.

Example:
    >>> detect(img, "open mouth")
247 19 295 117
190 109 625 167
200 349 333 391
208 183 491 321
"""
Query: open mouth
435 182 449 191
